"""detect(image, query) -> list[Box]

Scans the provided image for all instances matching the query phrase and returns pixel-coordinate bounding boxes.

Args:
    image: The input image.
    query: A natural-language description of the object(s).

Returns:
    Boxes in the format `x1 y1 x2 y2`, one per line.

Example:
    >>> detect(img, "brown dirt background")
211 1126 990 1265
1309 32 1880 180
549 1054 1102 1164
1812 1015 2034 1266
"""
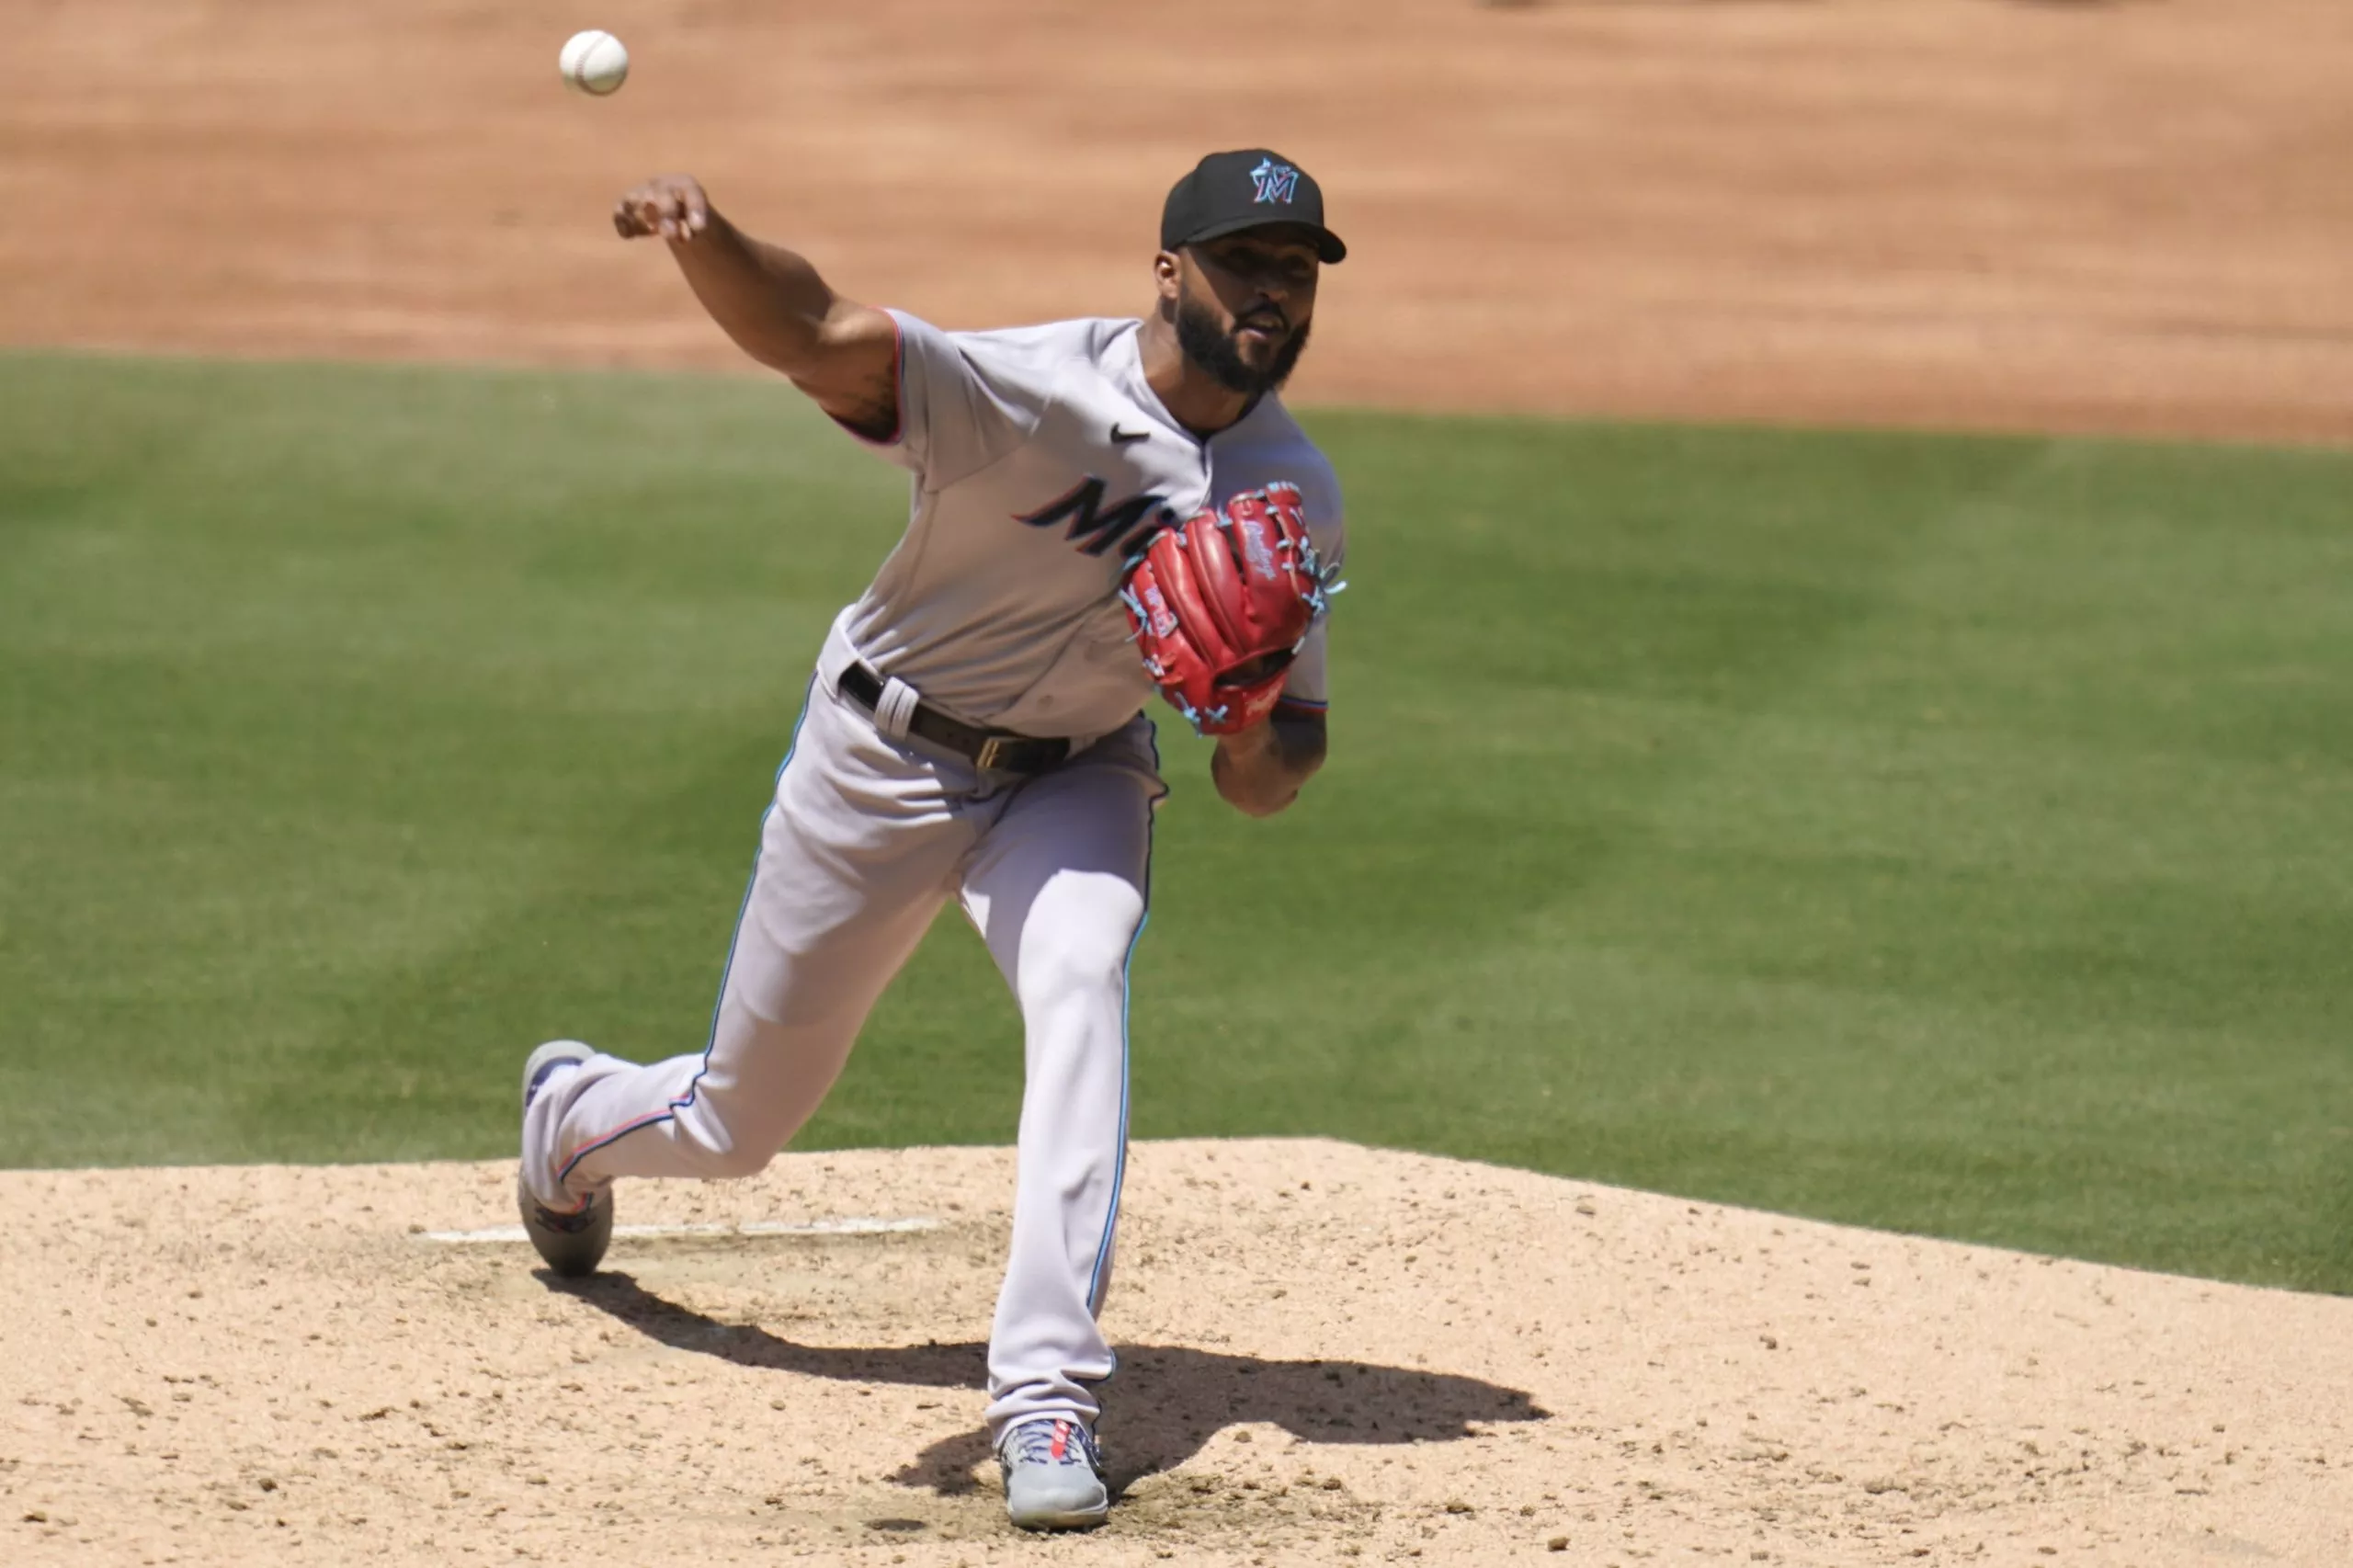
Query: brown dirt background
6 1142 2350 1566
10 3 2353 1562
7 0 2352 441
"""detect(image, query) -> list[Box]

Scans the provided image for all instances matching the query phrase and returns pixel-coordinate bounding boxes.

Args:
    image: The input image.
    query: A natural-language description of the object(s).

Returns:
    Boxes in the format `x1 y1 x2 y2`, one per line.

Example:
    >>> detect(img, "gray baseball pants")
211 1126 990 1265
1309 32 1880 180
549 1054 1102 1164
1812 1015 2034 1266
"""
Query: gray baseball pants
521 631 1161 1440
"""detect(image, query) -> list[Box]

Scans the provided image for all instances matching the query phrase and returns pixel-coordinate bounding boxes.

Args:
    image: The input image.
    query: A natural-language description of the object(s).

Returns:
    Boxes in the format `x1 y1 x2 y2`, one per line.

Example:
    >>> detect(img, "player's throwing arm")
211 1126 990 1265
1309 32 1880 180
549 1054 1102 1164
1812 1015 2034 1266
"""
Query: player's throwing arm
612 175 901 437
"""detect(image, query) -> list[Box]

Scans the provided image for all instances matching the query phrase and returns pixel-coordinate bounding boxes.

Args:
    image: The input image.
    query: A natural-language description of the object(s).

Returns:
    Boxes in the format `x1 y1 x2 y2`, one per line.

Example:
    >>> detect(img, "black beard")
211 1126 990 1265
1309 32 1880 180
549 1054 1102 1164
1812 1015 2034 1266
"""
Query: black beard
1175 295 1312 397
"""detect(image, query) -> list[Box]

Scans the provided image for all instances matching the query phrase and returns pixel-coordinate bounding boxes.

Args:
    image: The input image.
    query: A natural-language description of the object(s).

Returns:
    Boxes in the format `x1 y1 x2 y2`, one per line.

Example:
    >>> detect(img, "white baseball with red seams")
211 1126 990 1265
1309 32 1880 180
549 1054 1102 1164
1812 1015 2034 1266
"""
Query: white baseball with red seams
520 310 1344 1443
558 29 629 97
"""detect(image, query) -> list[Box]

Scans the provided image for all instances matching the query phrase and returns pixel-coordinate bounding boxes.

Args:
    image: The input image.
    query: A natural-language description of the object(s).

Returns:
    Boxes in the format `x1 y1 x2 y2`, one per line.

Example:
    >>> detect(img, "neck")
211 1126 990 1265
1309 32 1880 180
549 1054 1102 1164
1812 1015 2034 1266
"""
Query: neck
1139 312 1256 438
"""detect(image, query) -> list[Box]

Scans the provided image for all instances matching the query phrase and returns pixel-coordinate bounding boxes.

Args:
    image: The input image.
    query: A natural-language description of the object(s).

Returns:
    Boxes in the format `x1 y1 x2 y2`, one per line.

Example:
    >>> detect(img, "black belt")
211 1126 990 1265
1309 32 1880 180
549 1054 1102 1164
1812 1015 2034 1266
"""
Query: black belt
837 663 1072 774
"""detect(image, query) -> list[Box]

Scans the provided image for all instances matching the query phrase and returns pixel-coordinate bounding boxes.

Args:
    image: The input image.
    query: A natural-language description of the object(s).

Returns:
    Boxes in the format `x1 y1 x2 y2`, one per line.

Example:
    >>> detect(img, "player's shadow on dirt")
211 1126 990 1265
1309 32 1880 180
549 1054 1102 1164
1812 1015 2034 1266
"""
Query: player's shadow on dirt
547 1271 1548 1494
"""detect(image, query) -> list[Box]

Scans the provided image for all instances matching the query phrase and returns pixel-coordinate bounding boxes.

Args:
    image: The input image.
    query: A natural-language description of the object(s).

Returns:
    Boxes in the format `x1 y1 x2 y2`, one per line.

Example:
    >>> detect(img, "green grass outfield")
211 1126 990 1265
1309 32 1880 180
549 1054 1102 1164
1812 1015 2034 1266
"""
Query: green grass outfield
4 351 2348 1293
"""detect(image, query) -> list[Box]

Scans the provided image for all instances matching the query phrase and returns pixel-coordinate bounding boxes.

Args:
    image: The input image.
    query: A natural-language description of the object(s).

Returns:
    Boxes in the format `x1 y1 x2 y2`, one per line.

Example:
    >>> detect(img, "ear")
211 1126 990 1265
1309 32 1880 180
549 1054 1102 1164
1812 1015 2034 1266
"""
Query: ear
1153 249 1183 307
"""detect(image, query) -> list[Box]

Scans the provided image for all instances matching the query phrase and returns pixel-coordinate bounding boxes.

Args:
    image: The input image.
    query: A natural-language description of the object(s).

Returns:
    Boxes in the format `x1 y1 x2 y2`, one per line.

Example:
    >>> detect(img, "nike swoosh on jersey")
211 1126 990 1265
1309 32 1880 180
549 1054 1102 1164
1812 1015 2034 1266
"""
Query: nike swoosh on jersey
1109 424 1151 445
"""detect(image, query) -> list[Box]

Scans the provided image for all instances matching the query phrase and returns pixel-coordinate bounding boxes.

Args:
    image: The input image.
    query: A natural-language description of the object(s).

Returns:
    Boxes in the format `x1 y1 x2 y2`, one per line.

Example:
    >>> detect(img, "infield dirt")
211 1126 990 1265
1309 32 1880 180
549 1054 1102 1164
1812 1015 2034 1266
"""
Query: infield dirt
9 0 2353 443
7 1142 2350 1566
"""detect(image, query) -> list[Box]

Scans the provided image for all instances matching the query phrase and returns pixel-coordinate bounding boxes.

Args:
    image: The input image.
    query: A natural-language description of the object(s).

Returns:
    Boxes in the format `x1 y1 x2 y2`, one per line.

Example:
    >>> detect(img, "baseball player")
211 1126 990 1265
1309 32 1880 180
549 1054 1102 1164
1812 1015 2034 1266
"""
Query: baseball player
515 149 1347 1531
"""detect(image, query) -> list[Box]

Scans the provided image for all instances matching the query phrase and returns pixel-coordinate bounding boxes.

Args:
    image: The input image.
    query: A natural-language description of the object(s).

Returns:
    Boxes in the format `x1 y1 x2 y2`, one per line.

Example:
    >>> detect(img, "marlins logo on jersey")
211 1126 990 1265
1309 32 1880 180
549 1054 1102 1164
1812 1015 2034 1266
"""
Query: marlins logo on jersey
1015 477 1177 559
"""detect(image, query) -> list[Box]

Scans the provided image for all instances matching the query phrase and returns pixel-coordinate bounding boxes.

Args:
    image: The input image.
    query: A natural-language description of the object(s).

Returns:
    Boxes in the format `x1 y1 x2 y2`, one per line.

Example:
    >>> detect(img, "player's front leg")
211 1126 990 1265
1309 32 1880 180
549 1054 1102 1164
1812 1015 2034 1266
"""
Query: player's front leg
958 722 1162 1529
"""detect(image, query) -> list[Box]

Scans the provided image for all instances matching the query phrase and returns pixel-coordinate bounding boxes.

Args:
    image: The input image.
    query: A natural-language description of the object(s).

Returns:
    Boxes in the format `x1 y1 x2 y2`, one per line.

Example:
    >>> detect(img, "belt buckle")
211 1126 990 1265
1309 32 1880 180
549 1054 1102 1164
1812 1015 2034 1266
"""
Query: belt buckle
974 736 1007 771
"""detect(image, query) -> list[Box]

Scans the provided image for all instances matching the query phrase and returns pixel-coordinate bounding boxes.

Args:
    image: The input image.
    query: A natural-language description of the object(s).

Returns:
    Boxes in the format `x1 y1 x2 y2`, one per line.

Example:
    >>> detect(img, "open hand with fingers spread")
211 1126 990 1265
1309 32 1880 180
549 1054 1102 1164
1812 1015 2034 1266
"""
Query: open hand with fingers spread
613 175 711 242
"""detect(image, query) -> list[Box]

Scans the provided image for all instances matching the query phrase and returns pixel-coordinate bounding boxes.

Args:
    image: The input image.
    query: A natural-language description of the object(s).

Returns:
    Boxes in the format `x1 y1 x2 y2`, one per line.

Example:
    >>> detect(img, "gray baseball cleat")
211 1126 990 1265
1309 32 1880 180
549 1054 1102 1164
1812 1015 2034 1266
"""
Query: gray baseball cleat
516 1040 612 1278
996 1415 1110 1531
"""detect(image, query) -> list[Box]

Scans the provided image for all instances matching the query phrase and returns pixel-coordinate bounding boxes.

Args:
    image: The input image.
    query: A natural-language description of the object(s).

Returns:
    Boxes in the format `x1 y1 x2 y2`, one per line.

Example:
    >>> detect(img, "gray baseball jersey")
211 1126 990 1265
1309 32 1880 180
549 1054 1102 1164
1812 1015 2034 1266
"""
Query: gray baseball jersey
840 311 1344 739
522 309 1342 1453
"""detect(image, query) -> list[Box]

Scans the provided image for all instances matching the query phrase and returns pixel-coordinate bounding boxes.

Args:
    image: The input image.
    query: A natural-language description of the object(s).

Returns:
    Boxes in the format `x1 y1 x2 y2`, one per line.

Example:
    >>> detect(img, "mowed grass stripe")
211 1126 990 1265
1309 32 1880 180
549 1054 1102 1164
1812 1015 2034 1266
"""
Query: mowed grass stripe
2 352 2347 1291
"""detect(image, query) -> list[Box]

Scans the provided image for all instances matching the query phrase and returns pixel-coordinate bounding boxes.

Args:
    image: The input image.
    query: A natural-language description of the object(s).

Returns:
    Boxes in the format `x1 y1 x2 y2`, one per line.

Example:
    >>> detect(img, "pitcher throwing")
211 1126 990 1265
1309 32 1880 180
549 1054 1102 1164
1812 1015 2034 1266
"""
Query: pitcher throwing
516 149 1347 1530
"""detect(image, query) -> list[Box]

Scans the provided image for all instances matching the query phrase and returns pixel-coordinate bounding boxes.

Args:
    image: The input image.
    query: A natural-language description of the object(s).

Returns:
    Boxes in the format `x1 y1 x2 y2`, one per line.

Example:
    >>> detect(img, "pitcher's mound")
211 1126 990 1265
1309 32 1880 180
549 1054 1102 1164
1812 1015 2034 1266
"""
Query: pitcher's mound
5 1140 2347 1565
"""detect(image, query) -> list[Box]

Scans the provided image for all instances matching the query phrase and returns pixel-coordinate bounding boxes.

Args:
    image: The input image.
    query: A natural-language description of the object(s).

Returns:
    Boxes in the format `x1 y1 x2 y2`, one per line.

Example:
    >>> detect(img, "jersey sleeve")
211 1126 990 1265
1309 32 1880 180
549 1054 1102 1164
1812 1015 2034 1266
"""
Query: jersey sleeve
839 310 1037 490
1277 621 1332 717
1276 473 1346 717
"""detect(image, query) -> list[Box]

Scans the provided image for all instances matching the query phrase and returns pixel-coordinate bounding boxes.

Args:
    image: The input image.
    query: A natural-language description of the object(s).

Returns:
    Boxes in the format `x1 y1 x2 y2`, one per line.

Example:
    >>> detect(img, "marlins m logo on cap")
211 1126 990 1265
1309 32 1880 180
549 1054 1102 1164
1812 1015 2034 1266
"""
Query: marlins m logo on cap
1249 158 1300 205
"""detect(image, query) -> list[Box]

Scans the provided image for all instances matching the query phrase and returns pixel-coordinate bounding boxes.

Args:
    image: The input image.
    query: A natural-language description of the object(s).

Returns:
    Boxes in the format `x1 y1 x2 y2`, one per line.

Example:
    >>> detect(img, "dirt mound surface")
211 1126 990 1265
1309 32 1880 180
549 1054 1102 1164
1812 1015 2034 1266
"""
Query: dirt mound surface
4 1139 2347 1565
9 0 2353 443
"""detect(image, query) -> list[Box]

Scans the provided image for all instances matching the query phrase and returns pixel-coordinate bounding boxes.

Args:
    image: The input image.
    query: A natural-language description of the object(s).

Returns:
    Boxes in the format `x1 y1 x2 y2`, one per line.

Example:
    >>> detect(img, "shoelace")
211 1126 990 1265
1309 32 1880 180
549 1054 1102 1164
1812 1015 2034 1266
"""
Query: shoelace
1006 1419 1096 1470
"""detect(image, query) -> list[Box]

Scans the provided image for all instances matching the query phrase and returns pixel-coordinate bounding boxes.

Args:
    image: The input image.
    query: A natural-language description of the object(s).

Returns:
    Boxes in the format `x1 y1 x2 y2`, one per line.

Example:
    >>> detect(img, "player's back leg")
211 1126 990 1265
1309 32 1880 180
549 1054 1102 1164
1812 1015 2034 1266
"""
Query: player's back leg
520 687 973 1218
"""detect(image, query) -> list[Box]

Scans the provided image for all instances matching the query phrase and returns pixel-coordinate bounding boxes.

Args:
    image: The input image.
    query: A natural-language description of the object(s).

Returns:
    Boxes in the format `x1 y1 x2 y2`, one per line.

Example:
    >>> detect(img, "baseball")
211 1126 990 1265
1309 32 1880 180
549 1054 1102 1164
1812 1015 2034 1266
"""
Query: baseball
559 29 630 97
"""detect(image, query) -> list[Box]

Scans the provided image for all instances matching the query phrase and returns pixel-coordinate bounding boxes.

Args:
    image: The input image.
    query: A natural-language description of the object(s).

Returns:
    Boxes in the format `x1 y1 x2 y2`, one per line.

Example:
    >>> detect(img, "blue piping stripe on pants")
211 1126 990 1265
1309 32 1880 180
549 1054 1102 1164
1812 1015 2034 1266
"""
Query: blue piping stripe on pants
1085 723 1159 1315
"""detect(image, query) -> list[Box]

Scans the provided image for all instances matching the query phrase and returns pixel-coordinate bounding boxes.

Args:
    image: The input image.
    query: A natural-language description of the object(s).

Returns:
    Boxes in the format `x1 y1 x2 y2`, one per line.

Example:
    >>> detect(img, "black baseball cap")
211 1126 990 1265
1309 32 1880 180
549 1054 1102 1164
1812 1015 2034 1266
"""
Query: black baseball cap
1161 149 1347 265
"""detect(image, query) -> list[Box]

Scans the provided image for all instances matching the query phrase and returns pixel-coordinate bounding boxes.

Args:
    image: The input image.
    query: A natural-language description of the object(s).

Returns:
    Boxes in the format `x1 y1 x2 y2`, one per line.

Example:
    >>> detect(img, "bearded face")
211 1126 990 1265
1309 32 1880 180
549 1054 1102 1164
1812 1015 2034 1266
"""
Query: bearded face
1170 229 1322 398
1175 287 1313 397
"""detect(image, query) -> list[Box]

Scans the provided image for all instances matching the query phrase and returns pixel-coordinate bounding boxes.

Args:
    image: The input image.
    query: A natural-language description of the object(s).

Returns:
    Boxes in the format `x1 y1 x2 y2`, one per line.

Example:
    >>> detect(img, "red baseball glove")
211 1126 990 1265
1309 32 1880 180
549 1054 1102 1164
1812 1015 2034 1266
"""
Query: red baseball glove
1120 483 1334 735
